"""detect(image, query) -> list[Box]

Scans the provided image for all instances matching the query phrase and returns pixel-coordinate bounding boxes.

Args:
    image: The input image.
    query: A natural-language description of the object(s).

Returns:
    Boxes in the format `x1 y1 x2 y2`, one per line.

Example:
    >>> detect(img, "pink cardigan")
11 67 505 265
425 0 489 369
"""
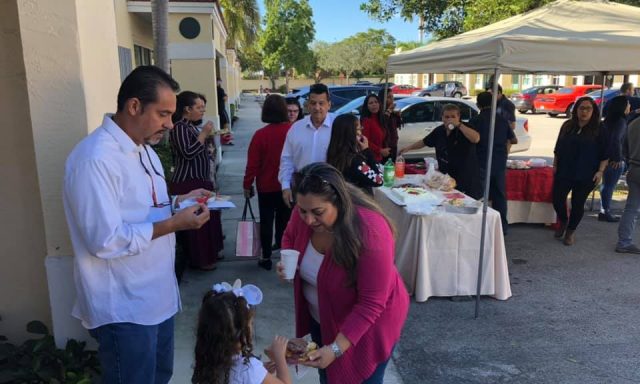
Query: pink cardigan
282 206 409 383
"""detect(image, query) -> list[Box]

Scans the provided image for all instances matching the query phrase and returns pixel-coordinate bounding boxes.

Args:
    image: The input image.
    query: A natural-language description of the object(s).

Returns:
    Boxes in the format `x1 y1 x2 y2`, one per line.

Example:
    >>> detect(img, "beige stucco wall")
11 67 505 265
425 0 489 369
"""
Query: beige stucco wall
172 59 219 117
169 13 214 45
115 0 153 61
0 0 120 342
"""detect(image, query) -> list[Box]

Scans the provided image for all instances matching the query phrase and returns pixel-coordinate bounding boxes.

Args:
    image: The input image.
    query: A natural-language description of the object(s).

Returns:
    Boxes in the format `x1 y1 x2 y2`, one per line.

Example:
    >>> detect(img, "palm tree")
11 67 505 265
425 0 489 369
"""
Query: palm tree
151 0 169 72
218 0 261 49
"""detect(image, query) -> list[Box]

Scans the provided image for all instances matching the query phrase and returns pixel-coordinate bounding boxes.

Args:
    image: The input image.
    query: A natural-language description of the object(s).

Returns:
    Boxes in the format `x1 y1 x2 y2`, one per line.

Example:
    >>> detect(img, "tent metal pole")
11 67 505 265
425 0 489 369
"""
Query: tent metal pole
382 73 390 128
475 68 501 318
599 72 607 113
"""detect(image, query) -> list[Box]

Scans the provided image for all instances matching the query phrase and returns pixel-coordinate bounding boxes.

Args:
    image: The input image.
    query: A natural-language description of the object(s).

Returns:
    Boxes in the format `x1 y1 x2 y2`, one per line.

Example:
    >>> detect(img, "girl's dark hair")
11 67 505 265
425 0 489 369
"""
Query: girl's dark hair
360 93 382 120
192 291 254 384
292 163 394 286
560 96 601 139
173 91 202 123
605 95 629 124
117 65 180 112
327 114 360 174
285 97 304 121
261 94 289 124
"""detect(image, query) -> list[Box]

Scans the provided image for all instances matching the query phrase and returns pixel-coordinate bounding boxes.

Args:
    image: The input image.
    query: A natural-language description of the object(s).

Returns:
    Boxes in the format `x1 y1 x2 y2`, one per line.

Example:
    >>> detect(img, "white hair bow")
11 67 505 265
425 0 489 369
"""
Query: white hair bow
212 279 263 306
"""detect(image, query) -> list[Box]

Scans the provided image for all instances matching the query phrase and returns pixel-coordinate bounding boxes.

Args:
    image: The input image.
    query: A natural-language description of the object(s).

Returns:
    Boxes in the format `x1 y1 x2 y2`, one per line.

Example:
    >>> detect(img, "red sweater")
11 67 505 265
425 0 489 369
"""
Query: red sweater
361 115 386 162
243 122 291 193
282 206 409 383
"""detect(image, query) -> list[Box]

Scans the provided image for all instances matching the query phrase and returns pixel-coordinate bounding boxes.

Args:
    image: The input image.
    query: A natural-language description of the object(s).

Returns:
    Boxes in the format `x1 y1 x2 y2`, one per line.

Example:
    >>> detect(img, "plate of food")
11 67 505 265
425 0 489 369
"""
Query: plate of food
443 198 481 214
285 338 318 364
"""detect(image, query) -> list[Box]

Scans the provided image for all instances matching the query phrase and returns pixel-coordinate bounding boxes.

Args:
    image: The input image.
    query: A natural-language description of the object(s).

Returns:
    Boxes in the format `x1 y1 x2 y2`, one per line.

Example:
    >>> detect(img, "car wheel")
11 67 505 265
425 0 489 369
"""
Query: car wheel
548 113 559 118
518 109 528 114
531 106 536 114
565 104 574 118
453 92 462 98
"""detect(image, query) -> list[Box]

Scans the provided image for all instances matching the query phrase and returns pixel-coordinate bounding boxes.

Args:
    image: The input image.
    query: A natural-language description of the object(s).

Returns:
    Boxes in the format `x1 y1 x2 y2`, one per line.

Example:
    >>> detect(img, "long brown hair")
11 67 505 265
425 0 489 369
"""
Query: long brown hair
559 96 601 139
326 114 360 174
293 163 395 286
192 291 254 384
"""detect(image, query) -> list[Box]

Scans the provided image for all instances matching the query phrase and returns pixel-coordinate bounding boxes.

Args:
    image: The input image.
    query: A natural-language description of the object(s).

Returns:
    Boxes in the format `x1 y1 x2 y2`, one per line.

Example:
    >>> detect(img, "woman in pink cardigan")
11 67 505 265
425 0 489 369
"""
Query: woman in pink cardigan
277 162 409 384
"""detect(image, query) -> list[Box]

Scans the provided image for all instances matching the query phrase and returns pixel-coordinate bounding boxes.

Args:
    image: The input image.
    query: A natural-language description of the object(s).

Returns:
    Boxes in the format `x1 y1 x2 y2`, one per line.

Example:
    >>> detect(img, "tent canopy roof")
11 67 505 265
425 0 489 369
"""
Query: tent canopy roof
387 0 640 75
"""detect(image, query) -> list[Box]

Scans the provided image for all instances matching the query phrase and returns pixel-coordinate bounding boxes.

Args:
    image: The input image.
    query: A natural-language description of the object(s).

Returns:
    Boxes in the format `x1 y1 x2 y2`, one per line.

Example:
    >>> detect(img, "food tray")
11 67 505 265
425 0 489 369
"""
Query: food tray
443 203 480 214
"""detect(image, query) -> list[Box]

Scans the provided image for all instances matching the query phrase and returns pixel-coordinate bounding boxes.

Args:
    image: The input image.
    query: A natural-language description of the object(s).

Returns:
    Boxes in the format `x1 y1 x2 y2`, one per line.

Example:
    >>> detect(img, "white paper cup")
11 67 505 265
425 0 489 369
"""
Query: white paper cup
280 249 300 280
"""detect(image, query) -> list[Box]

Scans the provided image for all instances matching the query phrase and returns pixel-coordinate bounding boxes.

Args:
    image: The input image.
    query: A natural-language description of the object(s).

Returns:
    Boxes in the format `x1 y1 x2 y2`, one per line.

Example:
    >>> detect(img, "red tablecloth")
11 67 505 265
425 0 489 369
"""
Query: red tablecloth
506 167 554 203
406 164 554 203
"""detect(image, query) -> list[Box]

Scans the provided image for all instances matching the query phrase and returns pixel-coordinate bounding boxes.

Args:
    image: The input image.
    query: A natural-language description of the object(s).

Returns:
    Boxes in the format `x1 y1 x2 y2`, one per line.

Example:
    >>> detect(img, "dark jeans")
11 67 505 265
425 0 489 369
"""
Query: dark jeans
89 317 174 384
481 168 508 234
553 178 596 230
309 319 391 384
257 191 291 259
600 162 625 212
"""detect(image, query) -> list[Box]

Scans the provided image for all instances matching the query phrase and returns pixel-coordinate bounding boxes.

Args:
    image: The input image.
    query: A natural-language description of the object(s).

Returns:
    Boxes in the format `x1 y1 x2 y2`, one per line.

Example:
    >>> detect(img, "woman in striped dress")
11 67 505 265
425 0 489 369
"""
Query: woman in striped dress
169 91 224 270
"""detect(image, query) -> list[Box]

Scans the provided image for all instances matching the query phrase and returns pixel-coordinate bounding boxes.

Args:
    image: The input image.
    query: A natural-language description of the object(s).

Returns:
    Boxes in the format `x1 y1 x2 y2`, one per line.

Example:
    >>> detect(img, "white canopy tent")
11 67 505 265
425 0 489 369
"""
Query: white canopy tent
384 0 640 317
387 0 640 75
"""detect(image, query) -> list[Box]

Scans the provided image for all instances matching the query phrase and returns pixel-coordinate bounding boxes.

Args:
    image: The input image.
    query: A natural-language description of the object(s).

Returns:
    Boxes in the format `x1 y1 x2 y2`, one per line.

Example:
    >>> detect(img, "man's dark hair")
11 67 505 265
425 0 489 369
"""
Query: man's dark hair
261 94 289 124
476 91 493 109
485 83 503 94
621 82 633 95
309 83 331 100
117 65 180 112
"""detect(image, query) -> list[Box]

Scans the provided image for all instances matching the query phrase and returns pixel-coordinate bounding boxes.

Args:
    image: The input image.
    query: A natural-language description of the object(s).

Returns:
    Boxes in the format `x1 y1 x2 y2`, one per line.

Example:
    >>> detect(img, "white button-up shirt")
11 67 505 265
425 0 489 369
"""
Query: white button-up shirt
278 113 335 189
63 115 180 329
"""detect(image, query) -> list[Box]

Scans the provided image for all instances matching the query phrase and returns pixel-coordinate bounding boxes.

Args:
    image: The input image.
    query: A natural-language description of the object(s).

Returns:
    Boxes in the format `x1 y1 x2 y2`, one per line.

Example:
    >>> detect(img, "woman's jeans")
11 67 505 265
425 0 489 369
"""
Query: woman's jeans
617 178 640 247
552 178 595 230
600 162 625 212
309 319 391 384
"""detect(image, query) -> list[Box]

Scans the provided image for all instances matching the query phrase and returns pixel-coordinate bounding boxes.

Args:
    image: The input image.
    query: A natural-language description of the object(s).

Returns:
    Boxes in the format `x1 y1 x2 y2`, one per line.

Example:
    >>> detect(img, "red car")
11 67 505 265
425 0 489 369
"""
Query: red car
533 85 603 117
391 84 419 94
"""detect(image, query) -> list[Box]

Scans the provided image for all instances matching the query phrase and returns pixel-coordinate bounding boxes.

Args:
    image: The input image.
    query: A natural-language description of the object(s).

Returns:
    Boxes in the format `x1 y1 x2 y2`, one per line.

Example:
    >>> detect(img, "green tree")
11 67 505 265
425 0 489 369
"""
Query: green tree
219 0 261 49
260 0 315 91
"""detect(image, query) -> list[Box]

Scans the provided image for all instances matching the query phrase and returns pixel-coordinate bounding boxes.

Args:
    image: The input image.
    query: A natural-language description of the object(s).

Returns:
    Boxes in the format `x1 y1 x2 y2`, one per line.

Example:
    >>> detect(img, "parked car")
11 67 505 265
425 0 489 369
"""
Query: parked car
586 88 619 107
510 85 562 114
337 96 531 159
285 85 380 112
412 81 468 98
533 85 603 117
391 84 420 94
333 94 409 117
354 80 373 85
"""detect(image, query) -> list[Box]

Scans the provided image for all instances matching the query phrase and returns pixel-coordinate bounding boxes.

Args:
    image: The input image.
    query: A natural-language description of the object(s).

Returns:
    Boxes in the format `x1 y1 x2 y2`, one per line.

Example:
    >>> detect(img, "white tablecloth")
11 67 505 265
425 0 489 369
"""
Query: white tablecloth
375 188 512 302
507 201 557 224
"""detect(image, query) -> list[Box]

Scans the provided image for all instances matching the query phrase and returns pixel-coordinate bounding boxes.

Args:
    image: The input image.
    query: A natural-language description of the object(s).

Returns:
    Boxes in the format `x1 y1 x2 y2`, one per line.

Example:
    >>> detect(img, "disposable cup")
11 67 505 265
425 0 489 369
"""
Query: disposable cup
280 249 300 280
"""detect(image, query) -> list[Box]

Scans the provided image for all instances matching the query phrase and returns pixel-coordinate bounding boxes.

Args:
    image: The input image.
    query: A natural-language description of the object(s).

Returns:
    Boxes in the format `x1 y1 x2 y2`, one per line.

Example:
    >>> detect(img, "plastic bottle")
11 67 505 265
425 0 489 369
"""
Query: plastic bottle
395 155 405 178
383 159 395 187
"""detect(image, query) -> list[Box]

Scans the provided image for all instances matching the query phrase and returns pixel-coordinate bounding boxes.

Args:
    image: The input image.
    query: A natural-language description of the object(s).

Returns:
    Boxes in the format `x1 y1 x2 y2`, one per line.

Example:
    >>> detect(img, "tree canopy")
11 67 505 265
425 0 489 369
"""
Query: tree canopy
260 0 315 88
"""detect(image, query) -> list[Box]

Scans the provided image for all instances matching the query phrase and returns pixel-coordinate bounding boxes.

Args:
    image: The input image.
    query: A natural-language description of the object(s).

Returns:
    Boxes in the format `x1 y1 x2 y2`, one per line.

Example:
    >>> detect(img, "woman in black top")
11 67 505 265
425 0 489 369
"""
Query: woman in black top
552 96 609 245
326 114 383 196
169 91 224 270
599 95 630 222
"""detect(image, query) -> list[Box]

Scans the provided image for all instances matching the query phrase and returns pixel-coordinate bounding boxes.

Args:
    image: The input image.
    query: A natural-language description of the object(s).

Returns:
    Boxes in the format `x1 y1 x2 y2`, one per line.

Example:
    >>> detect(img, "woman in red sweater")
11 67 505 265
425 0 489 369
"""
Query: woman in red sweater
360 94 390 163
277 162 409 384
243 95 292 270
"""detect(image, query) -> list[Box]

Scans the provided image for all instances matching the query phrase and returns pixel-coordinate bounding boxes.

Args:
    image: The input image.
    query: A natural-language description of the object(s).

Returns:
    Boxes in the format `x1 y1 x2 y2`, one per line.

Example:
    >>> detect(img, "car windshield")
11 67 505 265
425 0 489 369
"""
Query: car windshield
587 89 616 98
558 87 575 94
425 83 441 91
334 96 366 115
522 87 539 94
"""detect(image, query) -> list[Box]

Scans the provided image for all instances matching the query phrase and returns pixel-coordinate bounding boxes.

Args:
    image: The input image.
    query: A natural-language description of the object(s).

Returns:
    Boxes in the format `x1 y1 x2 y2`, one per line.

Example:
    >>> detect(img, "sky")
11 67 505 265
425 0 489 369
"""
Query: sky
257 0 421 43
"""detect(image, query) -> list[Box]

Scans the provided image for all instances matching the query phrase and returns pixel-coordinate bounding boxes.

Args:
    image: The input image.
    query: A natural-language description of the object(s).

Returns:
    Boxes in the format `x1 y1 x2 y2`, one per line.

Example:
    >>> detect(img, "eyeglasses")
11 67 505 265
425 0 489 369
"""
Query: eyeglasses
139 146 169 208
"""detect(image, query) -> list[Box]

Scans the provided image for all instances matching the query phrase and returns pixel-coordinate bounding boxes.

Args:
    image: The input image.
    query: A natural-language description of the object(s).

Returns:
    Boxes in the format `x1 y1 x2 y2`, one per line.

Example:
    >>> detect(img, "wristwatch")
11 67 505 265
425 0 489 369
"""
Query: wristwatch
330 342 343 358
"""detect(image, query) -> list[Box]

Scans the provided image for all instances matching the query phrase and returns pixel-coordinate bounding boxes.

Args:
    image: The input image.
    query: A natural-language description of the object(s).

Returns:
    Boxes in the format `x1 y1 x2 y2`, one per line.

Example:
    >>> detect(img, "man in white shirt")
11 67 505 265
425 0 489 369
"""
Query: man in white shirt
279 83 335 207
63 66 211 384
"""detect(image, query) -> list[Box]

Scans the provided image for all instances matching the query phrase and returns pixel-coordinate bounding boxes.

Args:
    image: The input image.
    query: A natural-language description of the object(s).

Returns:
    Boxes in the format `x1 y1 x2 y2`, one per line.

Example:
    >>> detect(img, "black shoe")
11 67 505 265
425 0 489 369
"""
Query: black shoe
615 244 640 254
258 258 272 271
598 212 620 222
272 243 281 251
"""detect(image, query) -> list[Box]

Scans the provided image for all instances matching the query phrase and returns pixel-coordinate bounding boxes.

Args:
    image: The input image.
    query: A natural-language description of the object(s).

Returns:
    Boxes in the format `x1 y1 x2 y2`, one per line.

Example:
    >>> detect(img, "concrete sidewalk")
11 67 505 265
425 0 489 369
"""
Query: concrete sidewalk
170 95 403 383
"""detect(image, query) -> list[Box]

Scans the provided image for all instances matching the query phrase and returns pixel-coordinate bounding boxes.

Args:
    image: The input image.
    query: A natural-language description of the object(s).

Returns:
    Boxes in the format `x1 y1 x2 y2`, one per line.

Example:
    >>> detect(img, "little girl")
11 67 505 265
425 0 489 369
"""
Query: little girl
192 281 291 384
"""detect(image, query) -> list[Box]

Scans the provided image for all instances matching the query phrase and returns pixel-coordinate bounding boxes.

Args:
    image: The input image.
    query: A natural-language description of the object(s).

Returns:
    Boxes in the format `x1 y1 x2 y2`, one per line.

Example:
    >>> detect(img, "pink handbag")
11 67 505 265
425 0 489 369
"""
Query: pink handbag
235 198 262 257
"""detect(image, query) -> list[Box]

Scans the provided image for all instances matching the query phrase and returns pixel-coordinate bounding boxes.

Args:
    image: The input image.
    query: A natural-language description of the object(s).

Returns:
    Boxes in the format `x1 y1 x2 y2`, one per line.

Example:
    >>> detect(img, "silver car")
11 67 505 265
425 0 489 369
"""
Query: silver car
412 81 468 98
393 97 531 159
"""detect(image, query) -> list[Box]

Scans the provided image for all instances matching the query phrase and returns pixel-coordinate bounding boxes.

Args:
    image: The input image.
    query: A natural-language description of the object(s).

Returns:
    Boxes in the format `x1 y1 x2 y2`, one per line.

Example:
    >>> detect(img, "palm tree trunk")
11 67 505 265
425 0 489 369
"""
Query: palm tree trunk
151 0 169 72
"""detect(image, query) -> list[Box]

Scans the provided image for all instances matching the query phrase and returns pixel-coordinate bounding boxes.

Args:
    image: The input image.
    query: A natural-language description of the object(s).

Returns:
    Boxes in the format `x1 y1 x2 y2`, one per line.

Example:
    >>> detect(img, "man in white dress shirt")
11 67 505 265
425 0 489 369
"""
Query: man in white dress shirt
279 83 335 207
63 66 210 384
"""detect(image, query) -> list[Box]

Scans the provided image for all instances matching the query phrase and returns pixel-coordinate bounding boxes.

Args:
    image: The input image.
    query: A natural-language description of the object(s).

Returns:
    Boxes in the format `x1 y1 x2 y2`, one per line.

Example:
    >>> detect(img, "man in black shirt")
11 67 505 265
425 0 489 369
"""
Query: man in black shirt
400 104 482 199
487 83 516 130
471 92 518 234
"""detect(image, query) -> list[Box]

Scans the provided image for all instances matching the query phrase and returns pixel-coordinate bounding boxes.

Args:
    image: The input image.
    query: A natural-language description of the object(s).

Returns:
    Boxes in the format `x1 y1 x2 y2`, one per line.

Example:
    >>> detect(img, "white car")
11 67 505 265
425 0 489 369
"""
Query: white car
393 97 531 159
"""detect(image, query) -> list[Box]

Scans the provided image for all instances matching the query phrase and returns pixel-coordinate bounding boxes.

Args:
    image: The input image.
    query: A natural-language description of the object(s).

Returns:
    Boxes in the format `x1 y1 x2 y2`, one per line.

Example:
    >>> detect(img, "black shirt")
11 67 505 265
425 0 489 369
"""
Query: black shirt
497 96 516 125
470 109 515 173
423 125 482 199
554 122 607 182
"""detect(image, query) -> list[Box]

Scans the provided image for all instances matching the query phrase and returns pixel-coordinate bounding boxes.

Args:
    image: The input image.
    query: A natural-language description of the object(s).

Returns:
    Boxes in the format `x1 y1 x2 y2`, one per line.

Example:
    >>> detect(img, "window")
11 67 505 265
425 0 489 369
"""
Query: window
522 75 532 88
402 102 436 123
134 45 153 67
512 75 520 89
445 101 477 121
332 89 367 100
117 46 132 82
